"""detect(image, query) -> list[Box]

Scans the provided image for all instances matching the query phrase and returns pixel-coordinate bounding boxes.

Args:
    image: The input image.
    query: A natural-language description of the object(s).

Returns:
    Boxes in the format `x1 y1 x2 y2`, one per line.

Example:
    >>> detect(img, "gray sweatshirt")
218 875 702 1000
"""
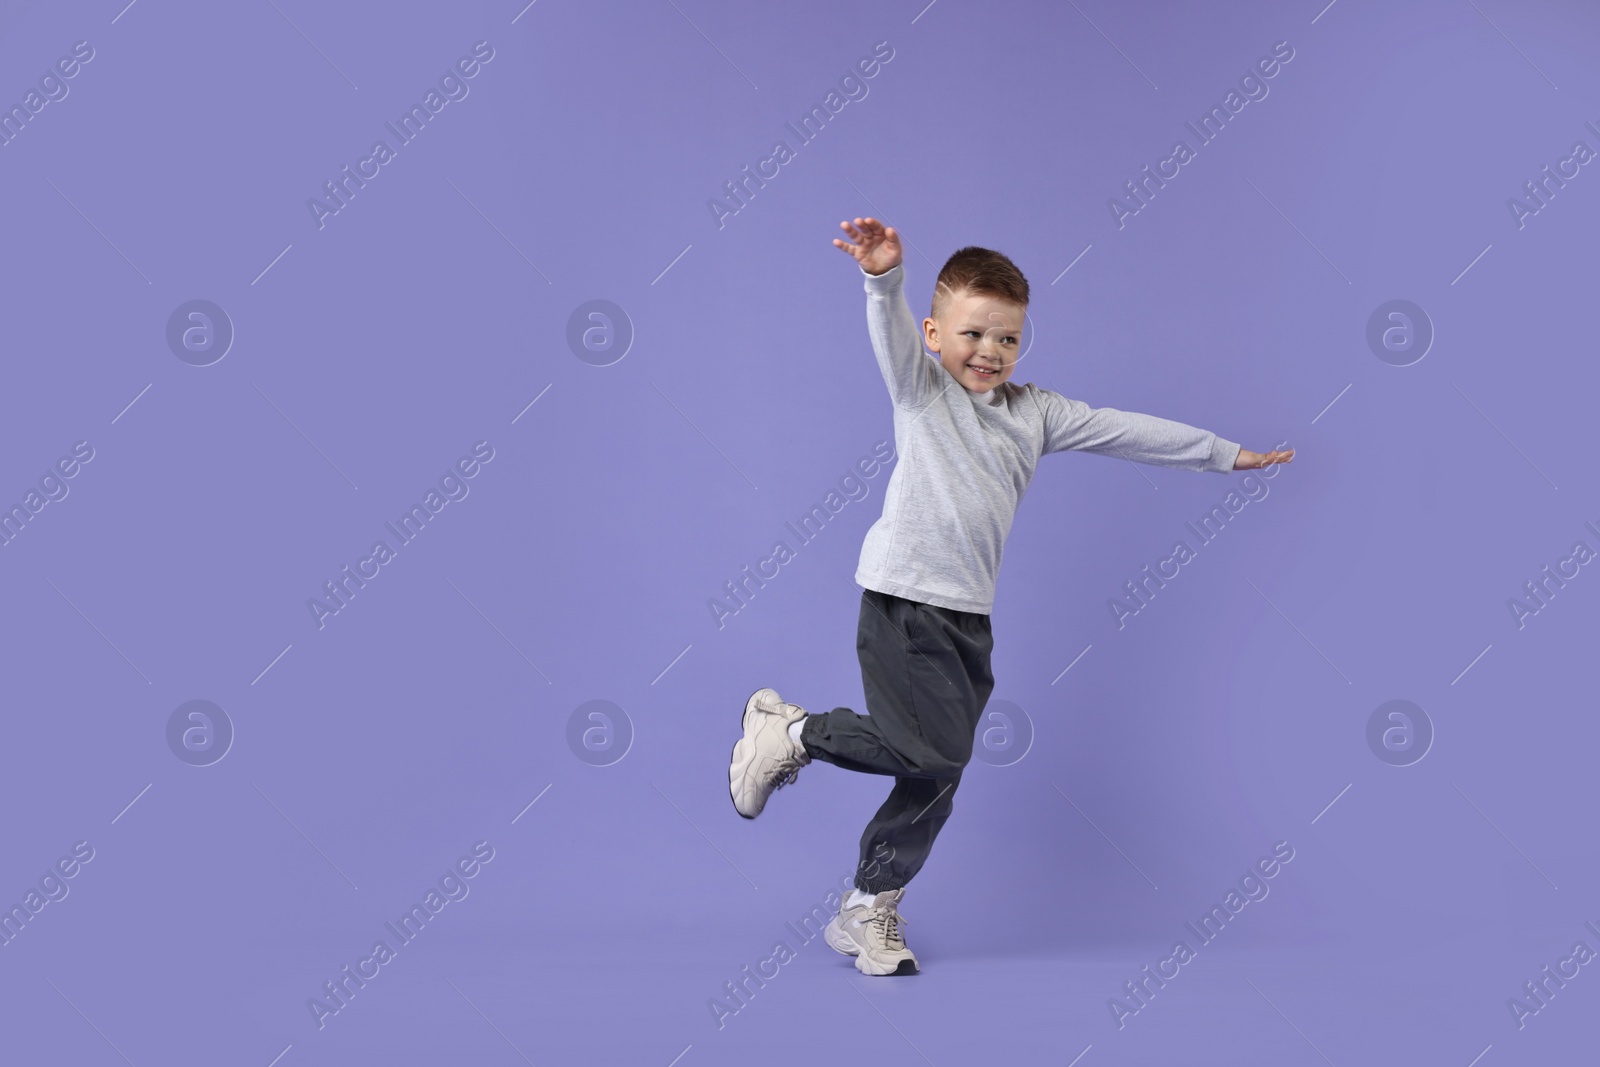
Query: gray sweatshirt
854 262 1241 615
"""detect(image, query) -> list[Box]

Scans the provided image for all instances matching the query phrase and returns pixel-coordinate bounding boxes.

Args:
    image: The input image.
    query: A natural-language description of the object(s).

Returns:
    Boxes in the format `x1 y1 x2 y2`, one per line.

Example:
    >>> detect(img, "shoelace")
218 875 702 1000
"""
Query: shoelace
865 903 908 949
764 714 810 792
766 756 803 791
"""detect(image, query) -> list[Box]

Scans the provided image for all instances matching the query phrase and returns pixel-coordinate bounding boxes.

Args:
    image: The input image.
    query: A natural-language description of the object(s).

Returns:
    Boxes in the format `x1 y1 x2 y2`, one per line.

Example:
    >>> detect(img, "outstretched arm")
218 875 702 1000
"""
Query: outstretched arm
1040 390 1297 473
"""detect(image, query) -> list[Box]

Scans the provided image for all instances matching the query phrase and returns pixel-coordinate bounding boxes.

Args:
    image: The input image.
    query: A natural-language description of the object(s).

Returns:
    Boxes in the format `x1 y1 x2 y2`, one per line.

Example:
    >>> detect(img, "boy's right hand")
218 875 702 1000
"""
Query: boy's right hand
833 217 903 276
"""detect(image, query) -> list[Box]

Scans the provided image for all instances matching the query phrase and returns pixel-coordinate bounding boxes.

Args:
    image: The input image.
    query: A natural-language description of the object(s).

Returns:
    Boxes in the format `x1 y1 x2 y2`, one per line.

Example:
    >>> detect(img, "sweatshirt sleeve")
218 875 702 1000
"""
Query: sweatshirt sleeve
1036 387 1241 473
862 263 943 409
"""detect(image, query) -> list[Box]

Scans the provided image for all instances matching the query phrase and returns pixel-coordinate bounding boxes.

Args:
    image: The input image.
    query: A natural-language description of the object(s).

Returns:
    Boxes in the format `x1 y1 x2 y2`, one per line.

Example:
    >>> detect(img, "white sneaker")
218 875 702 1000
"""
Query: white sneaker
729 688 810 819
824 888 919 975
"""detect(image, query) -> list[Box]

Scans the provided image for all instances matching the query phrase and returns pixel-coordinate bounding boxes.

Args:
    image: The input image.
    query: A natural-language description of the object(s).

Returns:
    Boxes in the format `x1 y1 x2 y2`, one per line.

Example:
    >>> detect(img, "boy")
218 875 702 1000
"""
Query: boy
728 217 1293 976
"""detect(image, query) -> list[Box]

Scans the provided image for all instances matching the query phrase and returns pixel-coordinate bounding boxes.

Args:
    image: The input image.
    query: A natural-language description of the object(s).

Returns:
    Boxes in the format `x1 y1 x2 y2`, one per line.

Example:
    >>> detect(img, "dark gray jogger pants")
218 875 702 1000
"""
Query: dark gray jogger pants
798 587 995 894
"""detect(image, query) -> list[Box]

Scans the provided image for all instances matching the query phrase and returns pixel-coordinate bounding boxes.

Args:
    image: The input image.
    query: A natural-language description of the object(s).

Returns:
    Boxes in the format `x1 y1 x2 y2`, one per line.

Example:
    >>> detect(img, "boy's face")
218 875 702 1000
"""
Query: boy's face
923 287 1026 394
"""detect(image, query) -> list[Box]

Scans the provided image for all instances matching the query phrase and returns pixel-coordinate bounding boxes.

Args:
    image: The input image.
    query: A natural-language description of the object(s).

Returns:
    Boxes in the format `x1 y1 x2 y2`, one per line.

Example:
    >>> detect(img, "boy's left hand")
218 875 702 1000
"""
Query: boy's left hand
1234 447 1294 470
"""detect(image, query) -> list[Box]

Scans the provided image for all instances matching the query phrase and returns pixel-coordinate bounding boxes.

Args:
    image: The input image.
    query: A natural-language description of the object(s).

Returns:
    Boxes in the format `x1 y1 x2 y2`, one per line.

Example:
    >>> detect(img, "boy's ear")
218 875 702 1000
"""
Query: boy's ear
922 316 940 352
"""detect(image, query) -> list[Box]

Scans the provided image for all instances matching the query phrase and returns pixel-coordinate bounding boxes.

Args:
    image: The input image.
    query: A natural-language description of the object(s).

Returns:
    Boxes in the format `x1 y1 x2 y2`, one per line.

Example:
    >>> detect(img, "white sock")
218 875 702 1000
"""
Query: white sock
846 888 876 909
787 717 805 745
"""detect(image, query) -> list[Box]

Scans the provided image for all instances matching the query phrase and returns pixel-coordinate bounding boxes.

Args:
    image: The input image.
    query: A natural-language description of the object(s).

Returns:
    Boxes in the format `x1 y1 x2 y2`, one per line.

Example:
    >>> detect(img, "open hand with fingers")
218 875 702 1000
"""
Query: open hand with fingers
1233 448 1295 470
833 217 903 276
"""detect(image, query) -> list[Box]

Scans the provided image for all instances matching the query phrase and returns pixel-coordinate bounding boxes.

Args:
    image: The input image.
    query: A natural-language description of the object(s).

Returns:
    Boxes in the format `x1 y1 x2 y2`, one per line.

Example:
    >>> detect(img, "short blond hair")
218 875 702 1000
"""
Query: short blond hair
931 246 1030 322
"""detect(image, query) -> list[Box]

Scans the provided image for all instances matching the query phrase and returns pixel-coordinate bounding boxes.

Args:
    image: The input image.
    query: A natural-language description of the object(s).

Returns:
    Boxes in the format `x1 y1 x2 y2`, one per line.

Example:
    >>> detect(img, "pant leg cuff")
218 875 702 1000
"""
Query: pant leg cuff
798 711 822 756
855 876 905 895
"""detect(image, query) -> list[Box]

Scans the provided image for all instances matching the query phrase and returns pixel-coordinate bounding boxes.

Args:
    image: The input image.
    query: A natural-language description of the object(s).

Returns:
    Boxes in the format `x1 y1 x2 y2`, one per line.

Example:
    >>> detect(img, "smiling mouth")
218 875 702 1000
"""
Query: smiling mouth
967 363 999 378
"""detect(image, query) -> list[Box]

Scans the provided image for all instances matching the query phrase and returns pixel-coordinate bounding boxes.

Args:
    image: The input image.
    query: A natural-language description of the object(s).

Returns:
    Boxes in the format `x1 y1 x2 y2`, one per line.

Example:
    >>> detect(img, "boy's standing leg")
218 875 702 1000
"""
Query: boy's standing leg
726 586 994 973
802 588 995 973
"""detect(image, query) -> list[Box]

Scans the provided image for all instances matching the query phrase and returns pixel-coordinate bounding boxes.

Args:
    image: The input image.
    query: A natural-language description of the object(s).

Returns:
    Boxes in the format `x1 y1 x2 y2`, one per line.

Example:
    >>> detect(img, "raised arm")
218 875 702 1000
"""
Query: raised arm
834 218 940 409
1038 390 1243 473
861 264 941 409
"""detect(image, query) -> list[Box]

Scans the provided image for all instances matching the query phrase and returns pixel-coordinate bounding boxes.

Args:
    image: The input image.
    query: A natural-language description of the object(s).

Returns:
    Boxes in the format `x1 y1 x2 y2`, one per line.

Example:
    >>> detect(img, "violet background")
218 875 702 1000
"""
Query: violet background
2 0 1597 1063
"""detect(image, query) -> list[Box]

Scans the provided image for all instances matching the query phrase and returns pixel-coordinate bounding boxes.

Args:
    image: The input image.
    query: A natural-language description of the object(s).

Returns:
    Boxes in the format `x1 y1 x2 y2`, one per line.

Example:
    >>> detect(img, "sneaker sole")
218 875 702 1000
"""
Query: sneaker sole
858 958 919 977
728 687 774 820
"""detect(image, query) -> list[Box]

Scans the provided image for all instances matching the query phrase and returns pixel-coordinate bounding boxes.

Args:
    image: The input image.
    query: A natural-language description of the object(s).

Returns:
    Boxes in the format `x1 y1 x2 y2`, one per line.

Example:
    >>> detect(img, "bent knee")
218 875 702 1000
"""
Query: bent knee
907 747 969 780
